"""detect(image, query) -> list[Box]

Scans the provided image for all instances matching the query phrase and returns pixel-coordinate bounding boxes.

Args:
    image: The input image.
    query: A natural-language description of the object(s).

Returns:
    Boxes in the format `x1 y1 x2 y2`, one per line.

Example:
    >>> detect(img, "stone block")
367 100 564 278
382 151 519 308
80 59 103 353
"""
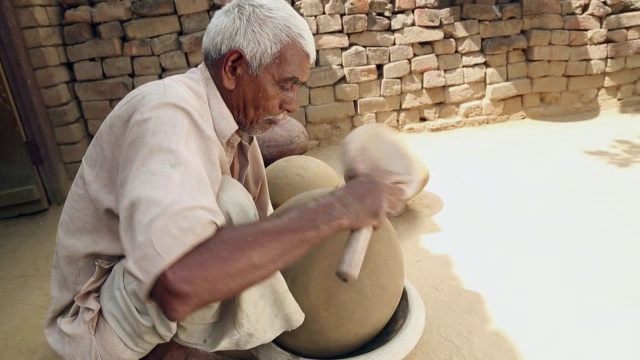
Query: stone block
526 29 551 46
343 14 368 33
413 43 434 56
462 52 486 66
464 64 486 83
159 50 187 70
74 61 103 81
124 16 180 40
67 38 122 63
550 30 570 45
310 86 335 105
298 85 310 107
398 109 421 127
42 83 72 107
401 74 422 93
307 65 345 87
187 50 203 67
334 83 359 101
123 40 152 56
462 4 501 21
482 36 510 54
133 56 161 75
603 12 640 30
381 79 402 96
608 40 640 57
17 6 49 28
480 19 523 38
358 96 401 113
81 100 111 120
564 61 587 76
457 34 481 53
443 20 479 38
353 113 377 127
358 80 381 98
131 0 175 16
459 100 483 118
307 102 355 123
391 11 415 30
569 45 607 61
607 29 627 43
318 49 342 66
528 61 549 78
59 138 90 164
64 6 92 24
384 60 411 78
564 15 601 30
97 21 124 39
86 120 104 136
605 58 627 73
344 65 378 83
444 68 464 86
414 8 441 27
523 93 540 108
628 26 640 40
412 54 439 73
174 0 208 15
306 17 318 35
508 50 526 63
440 6 462 25
420 106 439 121
508 61 528 79
549 61 568 76
367 14 391 31
444 82 485 103
395 0 416 11
103 57 132 77
486 66 507 84
180 11 210 34
439 104 458 118
345 0 369 15
23 27 63 48
586 59 606 74
433 39 457 55
151 33 179 55
569 31 588 46
367 47 390 64
63 23 93 45
486 78 532 100
526 46 570 61
401 88 445 108
317 14 342 33
179 31 204 53
349 32 394 46
423 70 446 88
390 45 414 61
500 3 522 20
377 111 398 127
627 55 640 69
567 74 605 90
539 0 561 14
48 101 81 127
604 69 640 87
522 14 564 30
35 65 71 88
438 53 462 70
28 47 61 69
395 26 444 44
75 77 133 101
92 2 132 23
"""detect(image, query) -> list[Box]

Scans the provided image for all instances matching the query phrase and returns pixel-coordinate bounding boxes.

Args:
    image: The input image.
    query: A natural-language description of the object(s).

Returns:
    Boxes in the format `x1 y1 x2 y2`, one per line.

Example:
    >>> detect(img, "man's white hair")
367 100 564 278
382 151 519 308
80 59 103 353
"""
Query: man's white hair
202 0 316 75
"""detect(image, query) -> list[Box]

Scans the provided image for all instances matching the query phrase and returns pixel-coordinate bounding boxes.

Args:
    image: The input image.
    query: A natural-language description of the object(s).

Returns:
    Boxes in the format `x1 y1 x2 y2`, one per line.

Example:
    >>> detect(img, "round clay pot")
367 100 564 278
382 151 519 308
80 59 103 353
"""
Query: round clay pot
265 155 341 209
257 117 309 166
272 189 405 359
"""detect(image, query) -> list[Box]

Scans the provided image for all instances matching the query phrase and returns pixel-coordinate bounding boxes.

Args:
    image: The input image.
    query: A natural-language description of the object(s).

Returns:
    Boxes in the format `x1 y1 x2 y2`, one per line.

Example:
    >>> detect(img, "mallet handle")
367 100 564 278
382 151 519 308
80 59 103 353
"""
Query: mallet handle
336 226 374 282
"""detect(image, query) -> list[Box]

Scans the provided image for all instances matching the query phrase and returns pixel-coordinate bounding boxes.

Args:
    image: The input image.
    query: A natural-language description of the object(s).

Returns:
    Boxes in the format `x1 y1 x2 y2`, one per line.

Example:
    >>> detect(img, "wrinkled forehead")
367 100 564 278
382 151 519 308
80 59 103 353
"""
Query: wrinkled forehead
266 43 311 82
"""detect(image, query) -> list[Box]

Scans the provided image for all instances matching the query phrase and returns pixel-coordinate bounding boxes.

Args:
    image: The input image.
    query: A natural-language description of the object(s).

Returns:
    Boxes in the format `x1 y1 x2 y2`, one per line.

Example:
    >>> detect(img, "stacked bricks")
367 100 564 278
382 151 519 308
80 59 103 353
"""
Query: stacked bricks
18 0 640 154
13 0 87 178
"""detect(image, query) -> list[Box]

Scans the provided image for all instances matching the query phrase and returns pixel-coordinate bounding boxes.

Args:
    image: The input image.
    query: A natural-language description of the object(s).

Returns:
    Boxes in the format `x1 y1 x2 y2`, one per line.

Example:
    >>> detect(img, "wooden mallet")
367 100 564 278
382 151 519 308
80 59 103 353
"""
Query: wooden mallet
335 124 429 283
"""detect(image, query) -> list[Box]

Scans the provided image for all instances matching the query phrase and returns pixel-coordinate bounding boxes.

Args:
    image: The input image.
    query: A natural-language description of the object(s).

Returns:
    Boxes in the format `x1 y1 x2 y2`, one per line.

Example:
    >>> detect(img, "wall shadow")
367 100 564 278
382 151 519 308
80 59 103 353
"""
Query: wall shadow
584 136 640 168
390 191 522 360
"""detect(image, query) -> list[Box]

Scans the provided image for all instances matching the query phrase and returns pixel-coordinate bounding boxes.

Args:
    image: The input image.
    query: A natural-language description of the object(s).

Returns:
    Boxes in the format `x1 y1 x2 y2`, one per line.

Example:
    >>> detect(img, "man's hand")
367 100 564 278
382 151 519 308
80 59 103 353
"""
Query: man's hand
328 176 405 231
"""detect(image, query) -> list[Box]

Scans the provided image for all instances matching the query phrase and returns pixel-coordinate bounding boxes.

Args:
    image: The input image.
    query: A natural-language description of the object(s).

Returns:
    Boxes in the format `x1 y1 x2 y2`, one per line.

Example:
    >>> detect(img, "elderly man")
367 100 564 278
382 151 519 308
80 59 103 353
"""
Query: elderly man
45 1 402 359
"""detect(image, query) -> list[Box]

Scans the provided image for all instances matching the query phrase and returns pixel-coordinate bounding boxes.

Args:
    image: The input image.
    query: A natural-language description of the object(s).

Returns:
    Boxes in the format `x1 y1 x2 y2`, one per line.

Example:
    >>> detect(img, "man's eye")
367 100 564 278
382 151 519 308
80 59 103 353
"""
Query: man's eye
279 83 294 92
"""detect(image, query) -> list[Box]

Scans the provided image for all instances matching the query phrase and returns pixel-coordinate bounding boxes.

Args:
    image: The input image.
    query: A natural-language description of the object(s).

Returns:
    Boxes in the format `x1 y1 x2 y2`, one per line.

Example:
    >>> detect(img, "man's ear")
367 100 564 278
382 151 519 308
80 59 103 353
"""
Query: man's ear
220 49 248 90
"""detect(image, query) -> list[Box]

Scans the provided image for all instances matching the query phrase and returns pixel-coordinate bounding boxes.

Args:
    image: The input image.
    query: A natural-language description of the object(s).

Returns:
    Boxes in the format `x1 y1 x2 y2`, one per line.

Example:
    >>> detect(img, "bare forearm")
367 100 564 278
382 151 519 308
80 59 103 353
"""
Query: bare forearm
151 194 348 321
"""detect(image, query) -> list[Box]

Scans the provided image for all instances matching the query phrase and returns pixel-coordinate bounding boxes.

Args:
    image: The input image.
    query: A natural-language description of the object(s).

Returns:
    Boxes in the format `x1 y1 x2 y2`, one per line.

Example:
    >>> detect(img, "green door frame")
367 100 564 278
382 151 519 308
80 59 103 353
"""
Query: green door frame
0 1 70 204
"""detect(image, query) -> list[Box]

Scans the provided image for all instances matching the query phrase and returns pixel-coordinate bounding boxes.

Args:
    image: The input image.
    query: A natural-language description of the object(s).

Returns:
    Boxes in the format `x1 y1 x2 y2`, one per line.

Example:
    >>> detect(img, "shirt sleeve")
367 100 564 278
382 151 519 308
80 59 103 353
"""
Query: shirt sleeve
116 85 227 300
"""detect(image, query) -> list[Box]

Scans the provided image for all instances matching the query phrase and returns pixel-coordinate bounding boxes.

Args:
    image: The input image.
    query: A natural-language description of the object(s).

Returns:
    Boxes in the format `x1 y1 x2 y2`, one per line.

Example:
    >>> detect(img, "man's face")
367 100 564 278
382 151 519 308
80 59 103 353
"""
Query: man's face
235 43 310 136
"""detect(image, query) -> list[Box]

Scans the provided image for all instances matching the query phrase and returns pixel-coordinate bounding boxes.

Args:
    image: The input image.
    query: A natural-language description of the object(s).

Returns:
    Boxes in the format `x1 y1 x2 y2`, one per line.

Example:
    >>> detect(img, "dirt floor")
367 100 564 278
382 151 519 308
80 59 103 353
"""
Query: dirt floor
2 108 640 360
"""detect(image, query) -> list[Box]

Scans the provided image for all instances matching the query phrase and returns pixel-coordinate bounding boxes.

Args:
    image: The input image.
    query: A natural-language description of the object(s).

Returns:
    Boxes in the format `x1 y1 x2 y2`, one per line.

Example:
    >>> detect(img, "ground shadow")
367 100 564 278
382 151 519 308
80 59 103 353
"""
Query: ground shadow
524 107 600 123
585 137 640 168
390 191 522 360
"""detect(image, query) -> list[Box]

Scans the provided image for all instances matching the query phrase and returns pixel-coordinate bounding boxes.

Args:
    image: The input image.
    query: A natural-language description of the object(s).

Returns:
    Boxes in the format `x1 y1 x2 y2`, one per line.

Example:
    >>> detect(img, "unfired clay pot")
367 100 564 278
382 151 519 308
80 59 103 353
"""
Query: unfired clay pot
273 189 405 359
265 155 341 209
256 117 309 166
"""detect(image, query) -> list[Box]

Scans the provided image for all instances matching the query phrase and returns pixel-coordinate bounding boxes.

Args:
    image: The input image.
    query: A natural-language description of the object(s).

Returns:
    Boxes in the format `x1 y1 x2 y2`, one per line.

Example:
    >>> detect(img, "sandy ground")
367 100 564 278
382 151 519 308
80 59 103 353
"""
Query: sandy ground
2 108 640 360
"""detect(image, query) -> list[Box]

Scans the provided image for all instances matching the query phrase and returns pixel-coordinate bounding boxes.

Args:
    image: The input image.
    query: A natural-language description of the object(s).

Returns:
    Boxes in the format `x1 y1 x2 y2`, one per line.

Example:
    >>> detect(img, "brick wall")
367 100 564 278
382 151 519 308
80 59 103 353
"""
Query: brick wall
13 0 640 178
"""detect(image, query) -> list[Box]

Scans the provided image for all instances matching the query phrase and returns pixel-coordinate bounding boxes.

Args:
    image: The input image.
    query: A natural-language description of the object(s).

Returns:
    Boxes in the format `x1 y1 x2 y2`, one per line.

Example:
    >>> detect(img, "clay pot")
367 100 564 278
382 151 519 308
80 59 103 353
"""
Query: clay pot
273 189 405 359
265 155 341 209
257 117 309 166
